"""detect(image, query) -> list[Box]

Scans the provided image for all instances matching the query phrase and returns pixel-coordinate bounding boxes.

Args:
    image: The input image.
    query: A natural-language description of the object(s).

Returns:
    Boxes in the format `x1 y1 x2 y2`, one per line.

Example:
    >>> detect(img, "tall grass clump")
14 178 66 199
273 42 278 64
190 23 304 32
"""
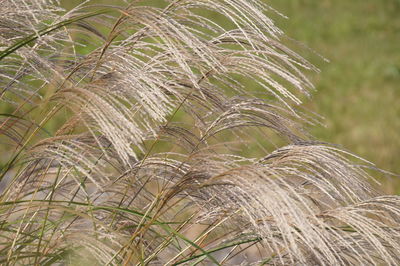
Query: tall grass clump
0 0 399 265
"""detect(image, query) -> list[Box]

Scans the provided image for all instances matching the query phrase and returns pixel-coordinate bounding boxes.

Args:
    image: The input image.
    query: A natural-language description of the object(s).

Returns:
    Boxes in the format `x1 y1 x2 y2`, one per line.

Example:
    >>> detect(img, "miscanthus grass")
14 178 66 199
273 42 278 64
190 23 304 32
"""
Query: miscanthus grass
0 0 399 265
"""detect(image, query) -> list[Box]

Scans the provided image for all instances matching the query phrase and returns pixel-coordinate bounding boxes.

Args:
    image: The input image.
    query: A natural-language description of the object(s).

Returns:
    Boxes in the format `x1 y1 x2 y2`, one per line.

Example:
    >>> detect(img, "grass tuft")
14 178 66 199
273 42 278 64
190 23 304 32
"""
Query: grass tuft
0 0 399 265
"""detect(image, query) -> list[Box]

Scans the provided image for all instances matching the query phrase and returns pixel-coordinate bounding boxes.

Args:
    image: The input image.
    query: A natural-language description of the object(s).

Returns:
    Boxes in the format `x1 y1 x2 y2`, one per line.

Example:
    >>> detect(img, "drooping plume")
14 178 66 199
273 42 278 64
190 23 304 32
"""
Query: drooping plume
0 0 399 265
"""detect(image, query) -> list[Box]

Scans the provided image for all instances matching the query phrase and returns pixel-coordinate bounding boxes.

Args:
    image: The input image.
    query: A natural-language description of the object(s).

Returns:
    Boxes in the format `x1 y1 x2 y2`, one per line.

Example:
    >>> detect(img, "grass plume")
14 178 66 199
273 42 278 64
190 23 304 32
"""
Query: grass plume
0 0 399 265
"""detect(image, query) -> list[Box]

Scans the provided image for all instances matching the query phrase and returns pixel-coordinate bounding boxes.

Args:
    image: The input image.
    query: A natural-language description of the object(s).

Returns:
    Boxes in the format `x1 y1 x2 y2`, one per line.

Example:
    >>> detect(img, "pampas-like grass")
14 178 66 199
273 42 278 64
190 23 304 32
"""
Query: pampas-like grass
0 0 399 265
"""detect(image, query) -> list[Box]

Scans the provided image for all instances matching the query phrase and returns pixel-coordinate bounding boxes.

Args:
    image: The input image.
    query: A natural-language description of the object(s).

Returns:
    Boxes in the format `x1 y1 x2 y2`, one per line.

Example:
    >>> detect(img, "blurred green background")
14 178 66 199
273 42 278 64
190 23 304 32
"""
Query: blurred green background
46 0 400 193
265 0 400 193
6 0 399 193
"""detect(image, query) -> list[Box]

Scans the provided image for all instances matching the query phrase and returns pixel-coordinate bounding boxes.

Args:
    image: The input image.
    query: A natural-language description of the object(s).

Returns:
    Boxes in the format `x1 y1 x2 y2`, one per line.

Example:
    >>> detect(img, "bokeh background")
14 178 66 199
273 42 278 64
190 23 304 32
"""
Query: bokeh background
8 0 400 193
266 0 400 193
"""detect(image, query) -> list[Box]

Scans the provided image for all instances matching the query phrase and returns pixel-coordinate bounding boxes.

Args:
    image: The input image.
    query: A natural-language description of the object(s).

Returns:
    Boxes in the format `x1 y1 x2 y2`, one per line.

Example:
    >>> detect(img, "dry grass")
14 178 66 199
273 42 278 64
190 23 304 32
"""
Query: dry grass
0 0 399 265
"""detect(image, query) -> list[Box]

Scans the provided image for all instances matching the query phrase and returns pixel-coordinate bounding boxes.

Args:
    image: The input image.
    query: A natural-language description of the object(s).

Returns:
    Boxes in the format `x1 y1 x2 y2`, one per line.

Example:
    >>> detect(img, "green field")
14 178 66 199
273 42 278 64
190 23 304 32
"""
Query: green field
5 0 400 192
267 0 400 193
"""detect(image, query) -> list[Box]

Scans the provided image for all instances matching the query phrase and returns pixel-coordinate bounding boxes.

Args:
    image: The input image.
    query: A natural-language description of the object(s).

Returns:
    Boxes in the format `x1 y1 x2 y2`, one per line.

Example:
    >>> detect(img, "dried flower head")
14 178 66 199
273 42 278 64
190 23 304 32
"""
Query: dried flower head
0 0 399 265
